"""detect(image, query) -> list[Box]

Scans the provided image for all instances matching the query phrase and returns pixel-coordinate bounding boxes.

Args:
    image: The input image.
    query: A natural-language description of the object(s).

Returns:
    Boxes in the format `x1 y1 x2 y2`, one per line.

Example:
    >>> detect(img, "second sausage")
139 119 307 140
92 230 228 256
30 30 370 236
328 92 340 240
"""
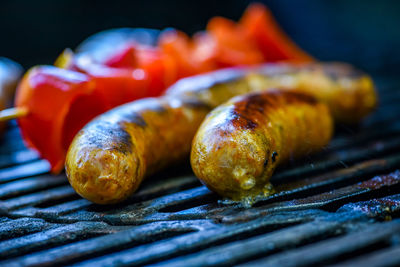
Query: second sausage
191 90 333 202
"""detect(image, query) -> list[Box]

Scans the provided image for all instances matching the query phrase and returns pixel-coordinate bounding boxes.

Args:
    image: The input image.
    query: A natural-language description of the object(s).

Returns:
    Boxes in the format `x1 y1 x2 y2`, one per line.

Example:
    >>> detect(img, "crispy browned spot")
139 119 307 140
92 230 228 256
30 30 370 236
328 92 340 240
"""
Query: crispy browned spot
119 113 147 127
84 121 133 155
181 98 213 110
230 91 318 130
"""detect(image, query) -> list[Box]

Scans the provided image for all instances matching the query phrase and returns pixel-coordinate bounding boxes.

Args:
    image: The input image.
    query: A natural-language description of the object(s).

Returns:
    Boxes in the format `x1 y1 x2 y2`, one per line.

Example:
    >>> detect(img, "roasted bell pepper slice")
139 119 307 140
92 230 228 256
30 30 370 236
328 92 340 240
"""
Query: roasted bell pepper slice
77 64 150 109
240 3 313 62
15 66 107 173
77 44 176 98
206 16 264 68
158 30 199 79
191 32 218 72
16 63 173 173
15 2 316 174
104 43 137 68
134 44 178 93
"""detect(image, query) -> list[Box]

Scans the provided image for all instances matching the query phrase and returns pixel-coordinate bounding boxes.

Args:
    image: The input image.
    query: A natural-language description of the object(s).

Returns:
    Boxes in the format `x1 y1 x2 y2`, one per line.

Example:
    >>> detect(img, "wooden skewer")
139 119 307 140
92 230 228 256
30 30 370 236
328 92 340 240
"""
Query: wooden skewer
0 107 29 121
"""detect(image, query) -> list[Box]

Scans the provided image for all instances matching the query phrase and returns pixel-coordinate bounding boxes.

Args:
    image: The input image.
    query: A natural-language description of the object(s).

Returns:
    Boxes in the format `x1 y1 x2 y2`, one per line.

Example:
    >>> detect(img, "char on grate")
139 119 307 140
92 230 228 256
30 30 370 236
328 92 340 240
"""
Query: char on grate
0 75 400 266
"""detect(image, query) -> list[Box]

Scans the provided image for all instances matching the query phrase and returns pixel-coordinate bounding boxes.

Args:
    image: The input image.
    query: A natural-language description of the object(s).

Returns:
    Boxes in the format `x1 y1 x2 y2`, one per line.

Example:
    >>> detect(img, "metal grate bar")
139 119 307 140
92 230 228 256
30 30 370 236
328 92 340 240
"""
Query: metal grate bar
272 137 400 183
14 210 322 266
0 185 75 211
0 160 50 184
0 175 66 199
0 217 56 240
330 244 400 267
263 170 400 213
9 156 398 225
157 167 400 223
0 74 399 266
238 220 400 267
76 220 346 266
0 221 116 260
11 186 215 224
0 150 39 169
338 193 400 219
0 220 216 266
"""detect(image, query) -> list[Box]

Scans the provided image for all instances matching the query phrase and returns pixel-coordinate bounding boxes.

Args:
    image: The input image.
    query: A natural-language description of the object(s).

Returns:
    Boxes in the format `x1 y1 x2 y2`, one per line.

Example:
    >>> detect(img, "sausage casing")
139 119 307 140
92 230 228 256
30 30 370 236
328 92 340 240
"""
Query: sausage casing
66 62 373 204
191 90 333 201
65 97 209 204
166 62 376 124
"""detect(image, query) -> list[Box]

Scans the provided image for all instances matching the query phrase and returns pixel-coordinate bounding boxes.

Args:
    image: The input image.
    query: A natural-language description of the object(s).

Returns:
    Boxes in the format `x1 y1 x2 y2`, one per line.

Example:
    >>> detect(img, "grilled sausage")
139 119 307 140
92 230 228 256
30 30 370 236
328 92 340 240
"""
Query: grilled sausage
65 97 210 204
190 91 333 202
166 62 376 124
66 62 374 204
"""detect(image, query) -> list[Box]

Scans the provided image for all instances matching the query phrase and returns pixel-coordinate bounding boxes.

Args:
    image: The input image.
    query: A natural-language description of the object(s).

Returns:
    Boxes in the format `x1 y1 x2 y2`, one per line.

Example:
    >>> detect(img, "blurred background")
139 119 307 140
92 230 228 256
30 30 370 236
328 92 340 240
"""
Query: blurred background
1 0 399 74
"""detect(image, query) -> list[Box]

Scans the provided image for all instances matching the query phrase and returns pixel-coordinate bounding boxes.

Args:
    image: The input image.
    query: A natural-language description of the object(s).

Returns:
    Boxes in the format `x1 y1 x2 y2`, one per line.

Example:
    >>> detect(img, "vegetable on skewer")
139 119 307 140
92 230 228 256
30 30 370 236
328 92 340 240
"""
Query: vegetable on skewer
0 3 315 172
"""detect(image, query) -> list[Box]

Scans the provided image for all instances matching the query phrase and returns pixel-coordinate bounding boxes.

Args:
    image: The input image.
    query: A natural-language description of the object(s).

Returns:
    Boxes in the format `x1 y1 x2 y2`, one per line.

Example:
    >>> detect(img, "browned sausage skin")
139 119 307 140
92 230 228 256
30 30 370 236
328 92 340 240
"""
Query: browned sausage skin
66 62 375 204
66 97 210 204
167 62 376 124
190 91 333 202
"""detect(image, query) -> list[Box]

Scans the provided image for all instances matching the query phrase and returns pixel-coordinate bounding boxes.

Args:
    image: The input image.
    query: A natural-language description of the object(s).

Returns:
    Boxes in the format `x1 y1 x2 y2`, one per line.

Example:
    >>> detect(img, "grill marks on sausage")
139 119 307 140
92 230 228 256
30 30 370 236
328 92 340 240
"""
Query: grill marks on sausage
84 122 133 155
120 113 147 127
180 98 214 110
230 91 318 130
273 91 318 106
171 67 247 95
89 91 318 156
229 110 258 130
81 96 212 157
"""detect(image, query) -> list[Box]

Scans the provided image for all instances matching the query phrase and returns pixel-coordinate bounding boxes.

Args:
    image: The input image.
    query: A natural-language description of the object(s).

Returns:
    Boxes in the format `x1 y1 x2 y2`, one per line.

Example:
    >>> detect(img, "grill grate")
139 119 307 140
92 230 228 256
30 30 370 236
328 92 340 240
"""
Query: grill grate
0 74 400 266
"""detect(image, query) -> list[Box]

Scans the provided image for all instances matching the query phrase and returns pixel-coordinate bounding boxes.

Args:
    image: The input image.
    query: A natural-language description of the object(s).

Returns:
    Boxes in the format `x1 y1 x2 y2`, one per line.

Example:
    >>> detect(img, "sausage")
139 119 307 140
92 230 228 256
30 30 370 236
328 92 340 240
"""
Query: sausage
66 62 374 204
65 97 210 204
166 62 377 124
190 90 333 202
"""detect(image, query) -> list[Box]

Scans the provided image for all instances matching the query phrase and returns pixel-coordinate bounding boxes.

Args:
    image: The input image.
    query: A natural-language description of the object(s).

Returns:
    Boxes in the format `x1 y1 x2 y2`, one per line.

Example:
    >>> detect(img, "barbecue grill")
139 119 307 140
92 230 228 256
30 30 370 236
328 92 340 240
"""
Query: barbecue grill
0 73 399 266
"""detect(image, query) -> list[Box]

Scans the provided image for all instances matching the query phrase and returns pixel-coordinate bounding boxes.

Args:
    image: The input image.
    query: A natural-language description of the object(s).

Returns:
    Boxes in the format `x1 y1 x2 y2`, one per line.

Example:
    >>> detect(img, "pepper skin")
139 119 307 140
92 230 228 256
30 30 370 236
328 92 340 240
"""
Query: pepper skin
15 66 107 173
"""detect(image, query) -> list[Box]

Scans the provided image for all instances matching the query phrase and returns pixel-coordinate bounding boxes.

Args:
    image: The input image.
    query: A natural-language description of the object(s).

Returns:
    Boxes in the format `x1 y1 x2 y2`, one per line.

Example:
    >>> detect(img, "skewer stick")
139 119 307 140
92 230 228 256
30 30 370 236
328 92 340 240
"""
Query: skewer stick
0 107 29 121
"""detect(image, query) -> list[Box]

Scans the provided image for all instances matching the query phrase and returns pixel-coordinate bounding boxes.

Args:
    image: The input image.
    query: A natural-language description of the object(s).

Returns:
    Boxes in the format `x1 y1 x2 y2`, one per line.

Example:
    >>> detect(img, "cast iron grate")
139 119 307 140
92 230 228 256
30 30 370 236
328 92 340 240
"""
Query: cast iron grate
0 74 400 266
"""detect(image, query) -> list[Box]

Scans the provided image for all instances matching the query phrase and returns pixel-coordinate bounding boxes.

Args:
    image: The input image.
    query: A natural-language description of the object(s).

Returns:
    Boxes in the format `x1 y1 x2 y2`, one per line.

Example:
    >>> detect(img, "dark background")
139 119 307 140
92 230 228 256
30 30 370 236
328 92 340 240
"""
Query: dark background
1 0 399 74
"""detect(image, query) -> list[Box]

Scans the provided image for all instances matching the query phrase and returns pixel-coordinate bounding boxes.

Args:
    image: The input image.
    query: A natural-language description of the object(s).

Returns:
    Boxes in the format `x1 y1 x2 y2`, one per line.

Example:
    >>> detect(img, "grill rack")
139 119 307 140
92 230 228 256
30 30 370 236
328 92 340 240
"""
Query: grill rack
0 75 400 266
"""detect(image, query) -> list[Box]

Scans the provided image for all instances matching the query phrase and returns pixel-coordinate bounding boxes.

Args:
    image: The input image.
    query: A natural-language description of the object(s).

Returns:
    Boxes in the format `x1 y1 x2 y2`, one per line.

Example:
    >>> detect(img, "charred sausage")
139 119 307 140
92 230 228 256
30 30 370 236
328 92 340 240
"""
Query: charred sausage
190 90 333 202
166 62 376 124
66 62 374 204
65 97 210 204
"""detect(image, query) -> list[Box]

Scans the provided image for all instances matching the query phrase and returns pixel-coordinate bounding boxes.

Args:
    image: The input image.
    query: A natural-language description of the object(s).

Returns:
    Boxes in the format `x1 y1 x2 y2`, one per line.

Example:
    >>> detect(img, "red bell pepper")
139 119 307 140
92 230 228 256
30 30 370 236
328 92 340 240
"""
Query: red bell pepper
15 66 107 172
14 2 315 173
158 30 199 79
206 16 264 68
17 53 174 173
104 43 137 69
240 3 313 62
